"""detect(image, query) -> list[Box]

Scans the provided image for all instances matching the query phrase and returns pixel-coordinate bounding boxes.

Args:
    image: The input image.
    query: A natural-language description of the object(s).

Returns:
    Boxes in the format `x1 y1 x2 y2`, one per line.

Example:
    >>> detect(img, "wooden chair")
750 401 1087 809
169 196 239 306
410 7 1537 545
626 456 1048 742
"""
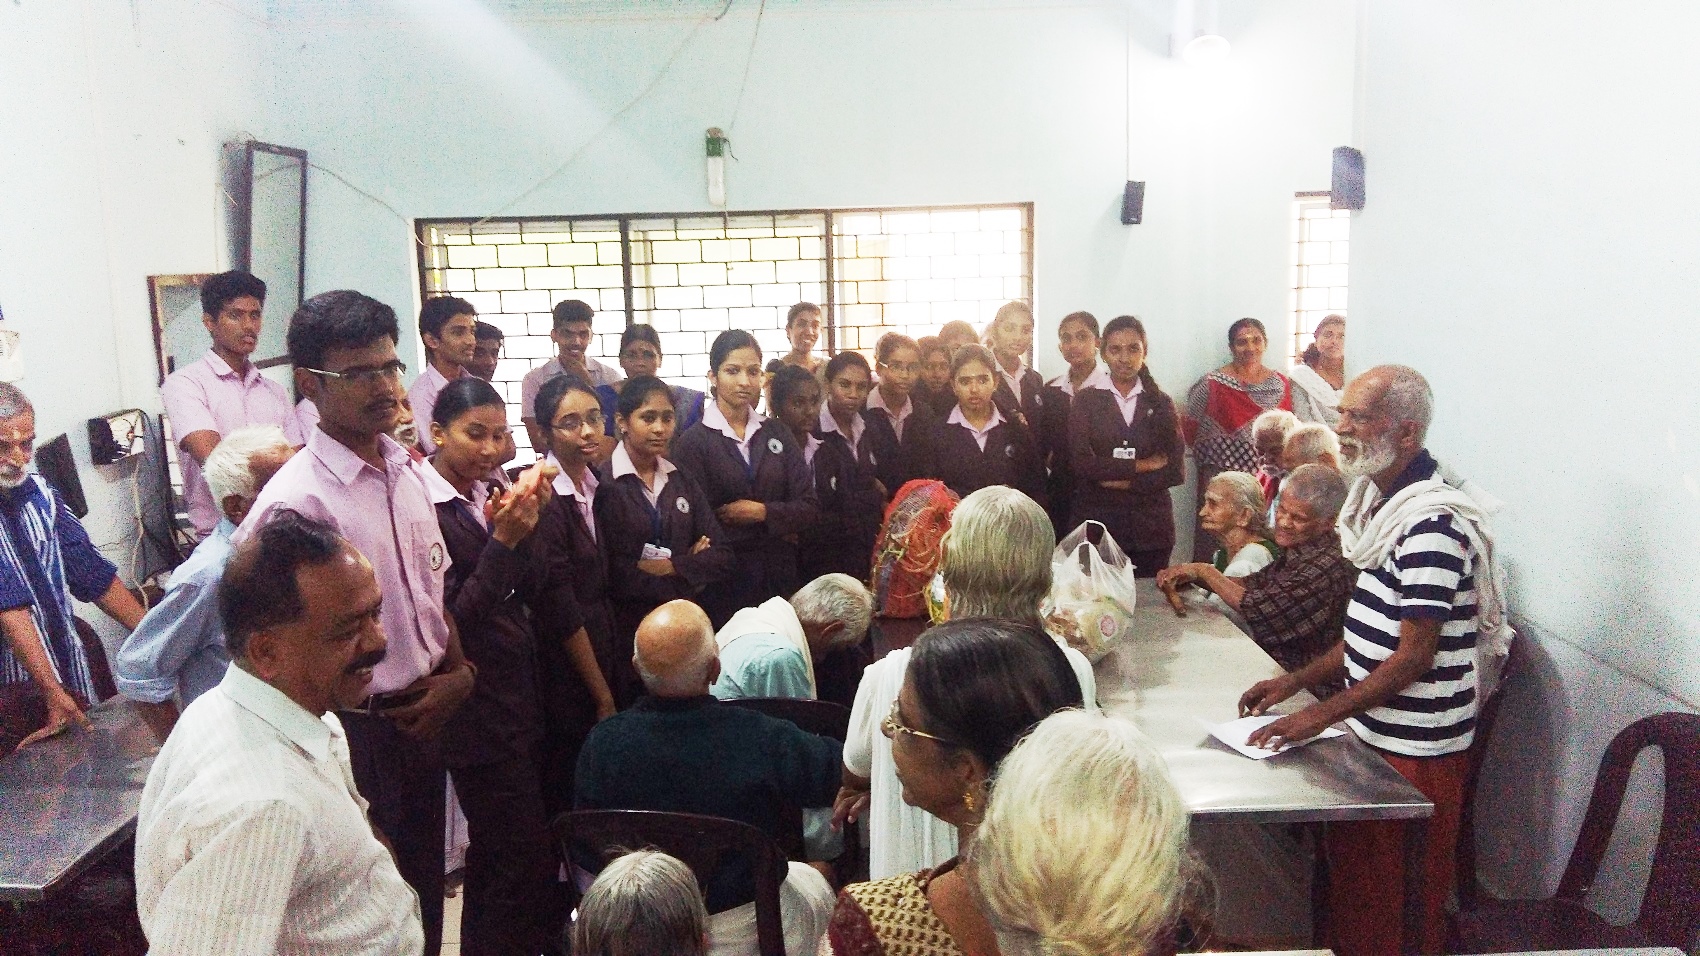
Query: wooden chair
552 809 788 956
1455 635 1526 908
1452 712 1700 952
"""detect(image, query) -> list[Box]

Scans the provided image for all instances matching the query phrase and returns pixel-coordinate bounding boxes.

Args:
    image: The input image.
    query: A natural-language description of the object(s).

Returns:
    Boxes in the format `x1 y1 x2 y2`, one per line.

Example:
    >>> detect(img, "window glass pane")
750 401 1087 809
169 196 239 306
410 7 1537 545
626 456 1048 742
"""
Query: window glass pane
1288 196 1349 365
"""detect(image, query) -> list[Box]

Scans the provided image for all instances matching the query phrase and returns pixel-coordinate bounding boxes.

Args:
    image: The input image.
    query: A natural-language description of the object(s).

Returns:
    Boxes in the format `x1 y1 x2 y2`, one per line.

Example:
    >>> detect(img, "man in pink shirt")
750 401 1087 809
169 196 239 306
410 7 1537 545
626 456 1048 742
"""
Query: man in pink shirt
406 296 477 453
237 289 473 956
159 271 303 539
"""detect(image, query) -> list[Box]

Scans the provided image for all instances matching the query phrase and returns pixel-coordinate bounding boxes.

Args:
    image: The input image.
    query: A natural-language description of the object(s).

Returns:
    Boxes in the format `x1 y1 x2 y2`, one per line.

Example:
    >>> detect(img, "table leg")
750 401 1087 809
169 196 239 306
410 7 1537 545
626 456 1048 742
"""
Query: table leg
1402 816 1431 956
1310 822 1330 948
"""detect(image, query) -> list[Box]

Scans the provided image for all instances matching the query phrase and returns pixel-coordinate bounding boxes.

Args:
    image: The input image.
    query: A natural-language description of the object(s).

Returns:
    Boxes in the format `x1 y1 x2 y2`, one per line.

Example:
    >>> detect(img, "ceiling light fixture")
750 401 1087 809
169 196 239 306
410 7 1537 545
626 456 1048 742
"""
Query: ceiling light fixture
1171 0 1231 66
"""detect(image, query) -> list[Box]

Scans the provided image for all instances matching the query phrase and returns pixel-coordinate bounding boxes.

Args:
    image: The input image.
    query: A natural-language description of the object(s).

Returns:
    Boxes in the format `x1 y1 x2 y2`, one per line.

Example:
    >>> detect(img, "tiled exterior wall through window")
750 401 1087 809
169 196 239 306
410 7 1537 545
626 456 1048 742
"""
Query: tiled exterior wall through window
417 204 1032 457
1288 193 1350 365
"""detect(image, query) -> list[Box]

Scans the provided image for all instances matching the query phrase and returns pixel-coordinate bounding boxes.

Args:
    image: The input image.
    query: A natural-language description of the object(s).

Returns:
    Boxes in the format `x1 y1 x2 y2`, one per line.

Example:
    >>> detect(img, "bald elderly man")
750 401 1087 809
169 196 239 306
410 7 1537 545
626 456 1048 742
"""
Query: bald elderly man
573 600 839 956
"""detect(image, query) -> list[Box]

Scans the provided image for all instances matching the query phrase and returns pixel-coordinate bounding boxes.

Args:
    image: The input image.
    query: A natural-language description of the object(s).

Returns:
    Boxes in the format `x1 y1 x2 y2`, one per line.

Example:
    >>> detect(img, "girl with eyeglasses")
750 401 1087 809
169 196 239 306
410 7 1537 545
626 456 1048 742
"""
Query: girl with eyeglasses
863 332 940 496
672 330 818 627
530 373 620 815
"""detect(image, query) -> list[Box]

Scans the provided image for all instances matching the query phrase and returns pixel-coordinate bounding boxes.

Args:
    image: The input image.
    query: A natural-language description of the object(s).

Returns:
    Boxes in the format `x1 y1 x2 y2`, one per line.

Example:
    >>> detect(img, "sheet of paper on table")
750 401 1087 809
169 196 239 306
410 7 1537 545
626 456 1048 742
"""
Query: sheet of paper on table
1207 715 1346 760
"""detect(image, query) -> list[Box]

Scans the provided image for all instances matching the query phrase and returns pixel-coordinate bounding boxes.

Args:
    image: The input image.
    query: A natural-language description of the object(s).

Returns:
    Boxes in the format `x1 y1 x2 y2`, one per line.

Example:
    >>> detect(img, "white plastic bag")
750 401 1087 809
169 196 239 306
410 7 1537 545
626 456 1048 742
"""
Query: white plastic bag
1044 520 1140 662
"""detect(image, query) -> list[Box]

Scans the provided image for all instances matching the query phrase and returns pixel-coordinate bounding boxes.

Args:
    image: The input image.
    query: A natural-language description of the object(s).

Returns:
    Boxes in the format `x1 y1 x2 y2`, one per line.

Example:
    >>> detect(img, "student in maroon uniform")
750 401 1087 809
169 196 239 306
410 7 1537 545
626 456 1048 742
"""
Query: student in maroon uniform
784 359 883 584
672 330 818 627
424 377 567 955
986 300 1045 429
1038 311 1107 539
595 375 733 707
530 374 619 814
863 332 940 495
1068 316 1184 576
912 335 956 418
933 344 1045 502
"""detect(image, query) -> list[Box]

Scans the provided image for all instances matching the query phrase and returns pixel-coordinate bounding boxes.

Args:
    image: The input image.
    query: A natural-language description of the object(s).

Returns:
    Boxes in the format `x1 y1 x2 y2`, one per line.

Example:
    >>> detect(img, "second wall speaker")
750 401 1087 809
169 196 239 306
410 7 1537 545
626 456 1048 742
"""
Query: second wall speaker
1121 181 1145 225
1331 146 1365 210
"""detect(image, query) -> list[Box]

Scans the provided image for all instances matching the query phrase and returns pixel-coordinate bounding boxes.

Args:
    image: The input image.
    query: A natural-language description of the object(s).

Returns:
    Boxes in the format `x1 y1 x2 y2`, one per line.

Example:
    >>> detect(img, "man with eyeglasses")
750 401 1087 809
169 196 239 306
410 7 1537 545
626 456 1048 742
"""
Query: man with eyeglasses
236 289 474 956
160 271 304 540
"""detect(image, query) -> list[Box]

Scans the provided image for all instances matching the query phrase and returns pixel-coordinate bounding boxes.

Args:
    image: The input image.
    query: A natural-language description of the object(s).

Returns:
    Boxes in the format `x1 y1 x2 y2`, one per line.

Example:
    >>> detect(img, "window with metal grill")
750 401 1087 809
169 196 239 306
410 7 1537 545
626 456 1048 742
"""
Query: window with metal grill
1288 192 1350 365
417 204 1032 457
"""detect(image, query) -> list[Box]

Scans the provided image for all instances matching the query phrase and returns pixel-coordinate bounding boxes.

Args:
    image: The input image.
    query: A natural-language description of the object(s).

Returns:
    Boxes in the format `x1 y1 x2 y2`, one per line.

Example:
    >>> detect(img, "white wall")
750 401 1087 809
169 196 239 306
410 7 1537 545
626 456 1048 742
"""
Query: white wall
1352 0 1700 913
0 0 273 644
266 0 1355 387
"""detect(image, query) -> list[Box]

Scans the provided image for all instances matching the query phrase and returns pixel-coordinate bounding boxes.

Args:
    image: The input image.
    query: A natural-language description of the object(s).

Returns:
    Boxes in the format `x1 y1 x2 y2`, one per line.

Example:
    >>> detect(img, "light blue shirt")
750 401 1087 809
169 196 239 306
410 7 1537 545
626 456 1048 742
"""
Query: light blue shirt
115 520 235 705
710 633 813 701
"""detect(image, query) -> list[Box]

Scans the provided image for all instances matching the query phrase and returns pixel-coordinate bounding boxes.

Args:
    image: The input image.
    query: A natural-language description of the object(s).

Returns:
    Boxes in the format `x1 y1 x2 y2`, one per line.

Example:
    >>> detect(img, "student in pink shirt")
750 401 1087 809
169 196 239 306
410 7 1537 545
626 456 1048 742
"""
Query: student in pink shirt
237 289 473 956
407 296 477 453
159 271 302 539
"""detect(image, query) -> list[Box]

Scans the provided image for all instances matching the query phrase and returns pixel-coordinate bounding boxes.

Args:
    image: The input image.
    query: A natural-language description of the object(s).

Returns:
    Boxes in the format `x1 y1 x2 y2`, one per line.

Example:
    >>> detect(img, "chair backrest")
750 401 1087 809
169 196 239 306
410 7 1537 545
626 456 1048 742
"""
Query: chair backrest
717 697 850 741
1555 711 1700 948
1455 631 1526 907
73 617 118 703
553 809 788 956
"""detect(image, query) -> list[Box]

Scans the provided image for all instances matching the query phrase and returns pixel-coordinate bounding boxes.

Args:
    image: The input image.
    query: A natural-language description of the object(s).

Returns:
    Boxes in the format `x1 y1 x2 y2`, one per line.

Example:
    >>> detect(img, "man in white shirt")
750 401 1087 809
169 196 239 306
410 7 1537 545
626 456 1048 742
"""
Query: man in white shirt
135 511 423 956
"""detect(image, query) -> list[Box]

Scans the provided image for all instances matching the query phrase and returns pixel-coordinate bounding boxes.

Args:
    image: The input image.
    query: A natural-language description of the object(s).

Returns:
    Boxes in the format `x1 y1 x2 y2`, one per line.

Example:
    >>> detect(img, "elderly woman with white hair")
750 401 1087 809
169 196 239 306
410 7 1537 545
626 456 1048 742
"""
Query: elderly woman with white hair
1157 465 1356 675
834 486 1097 881
572 849 709 956
970 710 1191 956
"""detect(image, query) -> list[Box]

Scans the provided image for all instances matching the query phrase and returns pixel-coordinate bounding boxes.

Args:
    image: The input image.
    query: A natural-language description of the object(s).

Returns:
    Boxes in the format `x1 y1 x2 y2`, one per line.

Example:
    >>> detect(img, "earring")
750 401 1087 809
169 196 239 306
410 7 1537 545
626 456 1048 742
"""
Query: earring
962 788 978 814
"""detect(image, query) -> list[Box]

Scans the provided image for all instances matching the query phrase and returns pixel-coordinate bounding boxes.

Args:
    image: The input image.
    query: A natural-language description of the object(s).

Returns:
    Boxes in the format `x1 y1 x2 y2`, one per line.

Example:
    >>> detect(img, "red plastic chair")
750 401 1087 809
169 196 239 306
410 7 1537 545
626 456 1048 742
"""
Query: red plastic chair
1452 712 1700 952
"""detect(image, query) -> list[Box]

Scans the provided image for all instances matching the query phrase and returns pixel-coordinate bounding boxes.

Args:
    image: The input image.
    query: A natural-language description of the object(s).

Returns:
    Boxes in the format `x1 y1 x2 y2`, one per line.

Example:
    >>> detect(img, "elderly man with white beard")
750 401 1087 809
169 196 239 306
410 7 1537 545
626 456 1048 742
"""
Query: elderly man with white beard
1238 364 1509 956
0 383 148 750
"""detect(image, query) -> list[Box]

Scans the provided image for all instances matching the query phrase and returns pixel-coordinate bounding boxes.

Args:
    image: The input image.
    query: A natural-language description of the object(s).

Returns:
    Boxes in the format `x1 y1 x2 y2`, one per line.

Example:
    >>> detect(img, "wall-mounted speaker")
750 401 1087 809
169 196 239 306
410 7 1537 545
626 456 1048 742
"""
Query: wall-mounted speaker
1331 146 1365 210
1120 181 1145 225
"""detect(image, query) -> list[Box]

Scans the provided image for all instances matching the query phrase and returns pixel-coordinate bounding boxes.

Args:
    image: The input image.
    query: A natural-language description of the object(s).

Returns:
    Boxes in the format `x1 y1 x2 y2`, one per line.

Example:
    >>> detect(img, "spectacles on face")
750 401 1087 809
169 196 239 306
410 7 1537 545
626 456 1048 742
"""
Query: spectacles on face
306 361 407 388
881 700 959 747
552 411 605 434
879 361 920 375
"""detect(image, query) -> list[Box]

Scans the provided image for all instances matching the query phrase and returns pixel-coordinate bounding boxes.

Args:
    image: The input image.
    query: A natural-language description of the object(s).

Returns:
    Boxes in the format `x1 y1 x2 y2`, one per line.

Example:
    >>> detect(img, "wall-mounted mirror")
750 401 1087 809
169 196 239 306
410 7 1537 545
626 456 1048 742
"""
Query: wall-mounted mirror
230 140 307 368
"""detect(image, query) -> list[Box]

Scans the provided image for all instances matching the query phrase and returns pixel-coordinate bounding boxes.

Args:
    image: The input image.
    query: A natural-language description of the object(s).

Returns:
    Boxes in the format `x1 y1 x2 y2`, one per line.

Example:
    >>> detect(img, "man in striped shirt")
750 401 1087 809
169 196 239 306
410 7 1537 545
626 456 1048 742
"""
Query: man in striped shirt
1240 365 1480 955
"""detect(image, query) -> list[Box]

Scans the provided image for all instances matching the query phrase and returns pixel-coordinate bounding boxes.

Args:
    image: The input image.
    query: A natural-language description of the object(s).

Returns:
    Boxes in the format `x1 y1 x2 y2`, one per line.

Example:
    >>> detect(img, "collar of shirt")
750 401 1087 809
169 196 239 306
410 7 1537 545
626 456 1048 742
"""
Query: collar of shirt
998 355 1029 402
1108 377 1144 424
610 440 676 499
203 349 264 388
632 693 718 713
1382 448 1439 500
0 474 48 512
865 385 912 425
209 517 237 545
419 362 469 391
219 664 336 763
817 405 865 454
420 458 490 521
802 432 822 467
701 399 766 456
546 452 599 502
307 429 414 488
947 404 1005 449
1047 362 1112 398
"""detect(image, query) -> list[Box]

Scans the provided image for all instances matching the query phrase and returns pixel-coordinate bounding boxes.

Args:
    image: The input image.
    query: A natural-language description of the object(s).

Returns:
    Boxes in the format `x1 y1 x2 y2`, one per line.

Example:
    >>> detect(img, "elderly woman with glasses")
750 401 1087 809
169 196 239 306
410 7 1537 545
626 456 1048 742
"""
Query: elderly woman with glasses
835 487 1098 882
823 618 1084 956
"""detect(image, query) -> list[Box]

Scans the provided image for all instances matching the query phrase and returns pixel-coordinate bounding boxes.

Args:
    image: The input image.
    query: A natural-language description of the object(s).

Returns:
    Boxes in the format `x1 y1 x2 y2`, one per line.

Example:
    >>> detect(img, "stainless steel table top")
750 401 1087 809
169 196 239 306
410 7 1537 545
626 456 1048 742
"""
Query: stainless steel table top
1095 581 1432 823
0 697 162 901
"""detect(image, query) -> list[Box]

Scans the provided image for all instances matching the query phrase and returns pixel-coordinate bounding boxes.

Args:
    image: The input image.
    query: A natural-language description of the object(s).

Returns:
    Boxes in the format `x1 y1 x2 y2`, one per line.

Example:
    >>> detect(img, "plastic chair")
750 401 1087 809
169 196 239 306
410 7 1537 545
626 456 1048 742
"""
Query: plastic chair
718 697 860 875
1455 635 1526 908
552 809 788 956
1452 712 1700 952
719 696 851 741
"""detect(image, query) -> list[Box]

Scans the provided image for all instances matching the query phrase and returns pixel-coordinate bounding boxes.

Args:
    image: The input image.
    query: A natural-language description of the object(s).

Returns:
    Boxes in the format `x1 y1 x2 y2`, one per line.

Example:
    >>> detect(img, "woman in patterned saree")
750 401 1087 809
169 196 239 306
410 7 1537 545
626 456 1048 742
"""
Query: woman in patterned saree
823 618 1083 956
1184 318 1291 561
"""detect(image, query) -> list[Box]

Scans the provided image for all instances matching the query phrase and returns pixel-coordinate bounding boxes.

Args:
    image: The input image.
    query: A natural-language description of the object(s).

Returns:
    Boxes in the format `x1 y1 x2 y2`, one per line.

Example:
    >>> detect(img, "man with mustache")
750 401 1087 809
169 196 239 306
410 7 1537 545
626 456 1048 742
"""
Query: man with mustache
0 383 149 750
160 271 303 541
520 298 622 453
237 289 473 956
1240 365 1500 955
135 511 424 955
